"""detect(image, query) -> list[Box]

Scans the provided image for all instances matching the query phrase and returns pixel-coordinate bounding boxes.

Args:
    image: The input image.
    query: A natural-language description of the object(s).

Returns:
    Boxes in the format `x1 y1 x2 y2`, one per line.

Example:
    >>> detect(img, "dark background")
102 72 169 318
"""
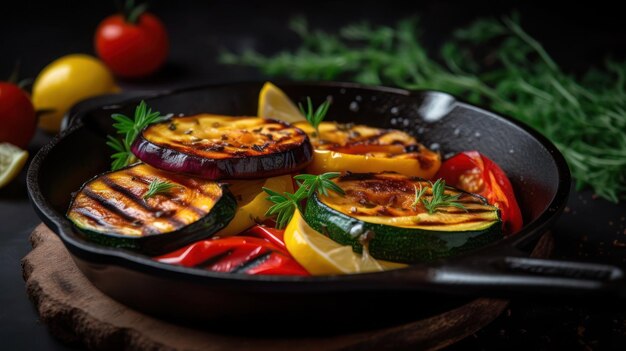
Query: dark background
1 0 626 350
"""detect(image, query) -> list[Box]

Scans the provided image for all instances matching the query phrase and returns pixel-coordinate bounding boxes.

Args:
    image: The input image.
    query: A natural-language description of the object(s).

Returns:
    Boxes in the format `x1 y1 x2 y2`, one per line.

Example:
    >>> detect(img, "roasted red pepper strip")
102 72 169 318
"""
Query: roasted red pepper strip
156 236 309 276
436 151 523 234
240 225 287 252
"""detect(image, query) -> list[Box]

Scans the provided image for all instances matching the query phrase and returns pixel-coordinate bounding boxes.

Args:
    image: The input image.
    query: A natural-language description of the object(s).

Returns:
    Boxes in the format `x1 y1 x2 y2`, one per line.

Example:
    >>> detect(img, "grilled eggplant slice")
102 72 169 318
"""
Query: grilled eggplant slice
132 114 313 179
295 121 441 179
67 163 237 255
304 172 501 263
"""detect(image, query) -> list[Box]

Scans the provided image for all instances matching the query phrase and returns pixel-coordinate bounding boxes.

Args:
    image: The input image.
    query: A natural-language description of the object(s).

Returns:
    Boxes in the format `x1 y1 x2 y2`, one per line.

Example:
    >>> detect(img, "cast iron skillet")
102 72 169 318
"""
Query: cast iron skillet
27 82 625 329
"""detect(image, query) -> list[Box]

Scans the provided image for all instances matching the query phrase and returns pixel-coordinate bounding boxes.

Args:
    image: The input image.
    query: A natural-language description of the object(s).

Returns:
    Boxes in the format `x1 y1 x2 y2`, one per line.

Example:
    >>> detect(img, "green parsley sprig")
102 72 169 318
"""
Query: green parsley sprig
263 172 343 229
143 179 178 200
106 101 167 171
420 179 467 214
298 97 331 133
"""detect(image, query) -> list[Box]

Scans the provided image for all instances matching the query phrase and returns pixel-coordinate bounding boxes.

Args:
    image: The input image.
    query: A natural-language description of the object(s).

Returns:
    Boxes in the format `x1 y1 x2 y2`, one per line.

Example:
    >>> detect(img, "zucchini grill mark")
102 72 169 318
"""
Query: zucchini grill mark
67 163 236 255
304 172 502 263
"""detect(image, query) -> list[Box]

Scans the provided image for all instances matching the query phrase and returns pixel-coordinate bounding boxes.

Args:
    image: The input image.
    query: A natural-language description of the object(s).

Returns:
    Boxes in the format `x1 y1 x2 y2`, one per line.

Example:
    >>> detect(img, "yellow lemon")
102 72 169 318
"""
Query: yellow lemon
32 54 119 132
257 82 306 123
0 143 28 189
284 211 406 275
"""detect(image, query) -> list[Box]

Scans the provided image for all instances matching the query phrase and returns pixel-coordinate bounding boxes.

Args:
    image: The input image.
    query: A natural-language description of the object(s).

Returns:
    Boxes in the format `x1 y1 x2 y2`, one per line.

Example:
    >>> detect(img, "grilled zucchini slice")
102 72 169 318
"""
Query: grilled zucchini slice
304 172 502 263
67 163 237 255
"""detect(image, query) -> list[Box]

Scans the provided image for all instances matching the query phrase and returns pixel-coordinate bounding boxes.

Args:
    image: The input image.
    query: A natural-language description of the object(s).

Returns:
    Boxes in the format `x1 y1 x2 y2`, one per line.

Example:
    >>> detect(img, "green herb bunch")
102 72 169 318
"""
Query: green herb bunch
264 172 345 229
106 101 166 171
220 14 626 202
420 179 467 214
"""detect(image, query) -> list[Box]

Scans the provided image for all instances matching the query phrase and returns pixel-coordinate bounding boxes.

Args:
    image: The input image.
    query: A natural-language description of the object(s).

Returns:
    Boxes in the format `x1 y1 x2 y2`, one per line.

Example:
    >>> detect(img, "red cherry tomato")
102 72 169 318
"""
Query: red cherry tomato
94 13 168 78
156 236 309 276
0 82 36 148
436 151 523 234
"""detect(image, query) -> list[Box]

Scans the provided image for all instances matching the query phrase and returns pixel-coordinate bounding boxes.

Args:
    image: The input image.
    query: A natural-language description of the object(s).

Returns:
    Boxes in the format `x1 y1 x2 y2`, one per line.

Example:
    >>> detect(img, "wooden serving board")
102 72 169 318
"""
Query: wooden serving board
21 224 554 351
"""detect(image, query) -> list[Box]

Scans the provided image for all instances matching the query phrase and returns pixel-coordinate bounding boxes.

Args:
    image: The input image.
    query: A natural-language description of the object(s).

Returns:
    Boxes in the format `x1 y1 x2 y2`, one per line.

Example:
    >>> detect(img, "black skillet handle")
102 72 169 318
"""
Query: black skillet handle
363 255 626 300
431 256 626 298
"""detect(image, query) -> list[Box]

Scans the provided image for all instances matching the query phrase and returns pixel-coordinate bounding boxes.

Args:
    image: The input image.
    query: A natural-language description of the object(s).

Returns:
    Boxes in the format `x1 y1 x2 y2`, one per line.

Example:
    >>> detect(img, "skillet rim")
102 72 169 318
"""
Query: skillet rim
26 80 571 288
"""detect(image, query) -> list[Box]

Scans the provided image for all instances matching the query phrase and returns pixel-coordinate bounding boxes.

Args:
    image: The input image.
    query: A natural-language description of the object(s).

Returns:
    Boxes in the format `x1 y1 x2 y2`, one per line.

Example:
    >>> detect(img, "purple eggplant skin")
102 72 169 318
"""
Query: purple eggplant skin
131 117 314 180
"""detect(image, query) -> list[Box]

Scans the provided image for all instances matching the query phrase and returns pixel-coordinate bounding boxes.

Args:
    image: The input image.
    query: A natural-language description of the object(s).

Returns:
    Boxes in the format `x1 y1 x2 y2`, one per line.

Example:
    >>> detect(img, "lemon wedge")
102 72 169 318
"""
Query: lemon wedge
0 143 28 189
257 82 307 123
284 211 406 275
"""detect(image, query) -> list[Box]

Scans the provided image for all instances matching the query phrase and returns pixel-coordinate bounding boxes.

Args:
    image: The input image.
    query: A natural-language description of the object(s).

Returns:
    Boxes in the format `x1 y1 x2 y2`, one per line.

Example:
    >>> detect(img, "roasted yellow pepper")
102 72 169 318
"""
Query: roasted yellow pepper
215 174 293 237
295 121 441 179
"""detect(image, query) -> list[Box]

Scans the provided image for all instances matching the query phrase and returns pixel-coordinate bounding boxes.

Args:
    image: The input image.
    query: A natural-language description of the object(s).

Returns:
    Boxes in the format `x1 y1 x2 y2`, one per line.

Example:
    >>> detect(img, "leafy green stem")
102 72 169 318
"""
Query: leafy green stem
421 179 467 214
106 101 166 171
299 97 331 133
144 179 178 199
263 172 344 229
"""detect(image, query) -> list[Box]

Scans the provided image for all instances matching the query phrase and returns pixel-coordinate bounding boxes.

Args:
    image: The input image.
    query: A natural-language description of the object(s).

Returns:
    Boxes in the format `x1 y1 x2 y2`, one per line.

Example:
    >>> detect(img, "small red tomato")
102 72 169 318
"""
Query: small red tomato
0 82 36 148
94 11 168 78
436 151 523 234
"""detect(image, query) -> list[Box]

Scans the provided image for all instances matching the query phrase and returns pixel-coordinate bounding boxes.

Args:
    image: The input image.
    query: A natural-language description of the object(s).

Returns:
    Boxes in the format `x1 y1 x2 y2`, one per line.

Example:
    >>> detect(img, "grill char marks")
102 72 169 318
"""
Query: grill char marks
124 170 217 218
100 176 154 212
358 179 414 194
141 115 309 160
312 122 428 158
131 170 212 199
67 163 225 238
72 207 113 228
81 188 138 223
231 251 273 273
132 114 314 179
99 173 189 231
195 250 234 269
321 172 500 230
306 172 502 263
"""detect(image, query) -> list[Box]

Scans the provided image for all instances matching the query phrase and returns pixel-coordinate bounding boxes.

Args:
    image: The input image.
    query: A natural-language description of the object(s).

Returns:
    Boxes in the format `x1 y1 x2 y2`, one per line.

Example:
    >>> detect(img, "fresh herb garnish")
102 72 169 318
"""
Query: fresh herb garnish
264 172 344 228
411 183 427 210
293 172 344 198
262 187 303 229
421 179 467 214
106 101 166 171
221 14 626 202
143 179 178 200
298 97 331 133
